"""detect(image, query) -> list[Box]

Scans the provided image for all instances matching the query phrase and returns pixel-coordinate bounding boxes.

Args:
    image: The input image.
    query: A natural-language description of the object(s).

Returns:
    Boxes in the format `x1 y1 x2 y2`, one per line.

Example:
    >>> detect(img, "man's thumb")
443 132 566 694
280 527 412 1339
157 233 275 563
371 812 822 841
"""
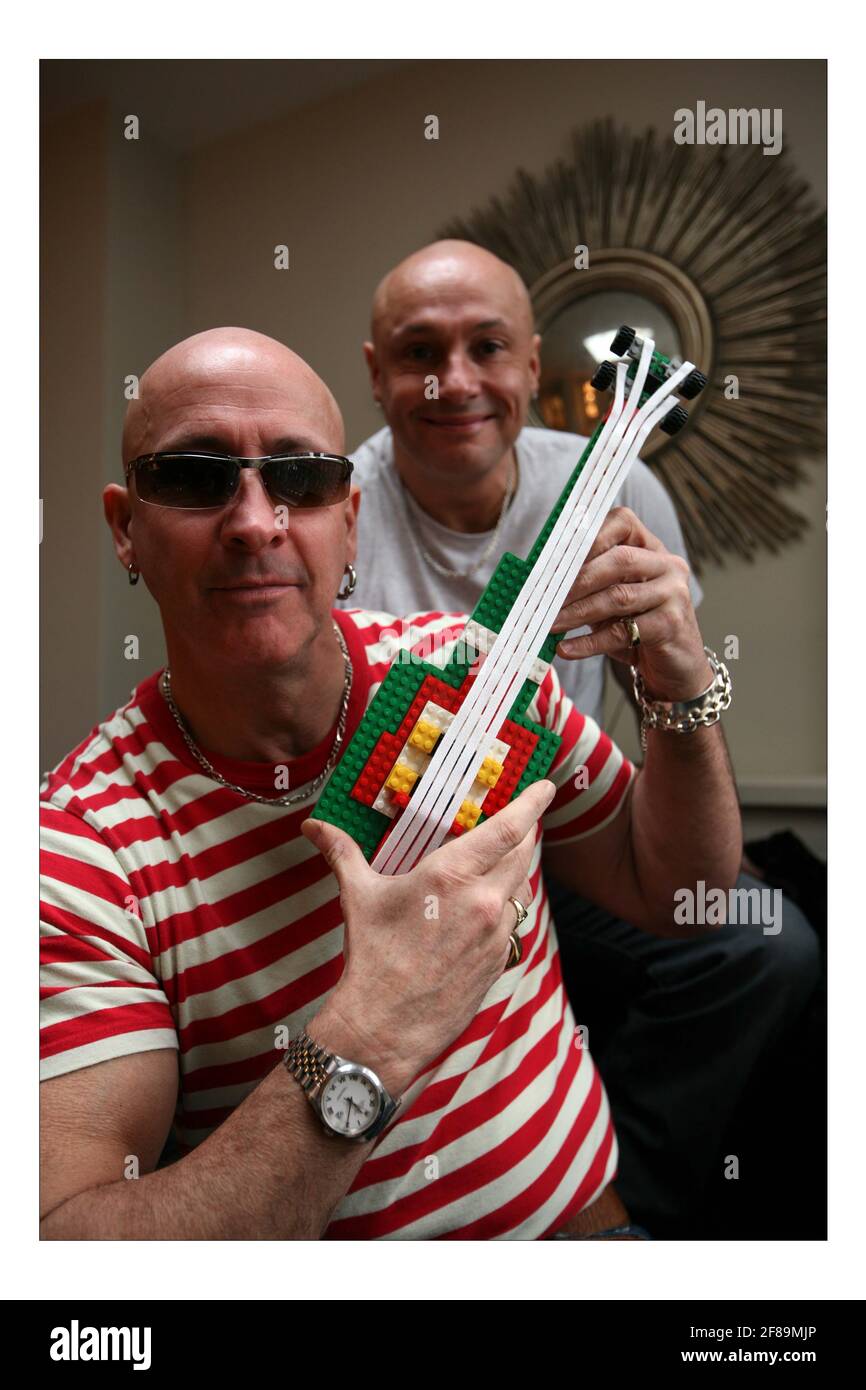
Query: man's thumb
301 817 364 879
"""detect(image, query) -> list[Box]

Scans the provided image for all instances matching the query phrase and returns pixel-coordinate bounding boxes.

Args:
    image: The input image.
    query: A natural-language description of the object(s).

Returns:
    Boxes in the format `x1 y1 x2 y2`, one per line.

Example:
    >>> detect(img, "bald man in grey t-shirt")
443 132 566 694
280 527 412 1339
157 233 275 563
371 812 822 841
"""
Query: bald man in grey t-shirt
343 238 818 1238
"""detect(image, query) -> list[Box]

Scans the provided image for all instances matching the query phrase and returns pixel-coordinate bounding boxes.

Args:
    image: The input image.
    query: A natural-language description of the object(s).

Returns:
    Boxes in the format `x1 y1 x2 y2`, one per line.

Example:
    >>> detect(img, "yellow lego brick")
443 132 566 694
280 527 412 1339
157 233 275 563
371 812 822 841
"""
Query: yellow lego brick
409 718 441 753
386 763 418 794
456 800 482 829
477 756 503 788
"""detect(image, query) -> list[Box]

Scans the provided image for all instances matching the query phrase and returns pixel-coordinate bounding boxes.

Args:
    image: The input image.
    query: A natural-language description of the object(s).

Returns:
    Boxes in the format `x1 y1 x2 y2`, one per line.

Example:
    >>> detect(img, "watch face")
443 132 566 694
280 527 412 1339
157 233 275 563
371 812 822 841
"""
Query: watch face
320 1068 382 1137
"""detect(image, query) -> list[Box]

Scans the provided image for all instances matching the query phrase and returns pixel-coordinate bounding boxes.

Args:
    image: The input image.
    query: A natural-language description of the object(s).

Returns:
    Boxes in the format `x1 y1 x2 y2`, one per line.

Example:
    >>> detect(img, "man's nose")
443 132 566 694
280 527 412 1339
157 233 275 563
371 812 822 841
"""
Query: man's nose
437 348 482 401
218 469 288 548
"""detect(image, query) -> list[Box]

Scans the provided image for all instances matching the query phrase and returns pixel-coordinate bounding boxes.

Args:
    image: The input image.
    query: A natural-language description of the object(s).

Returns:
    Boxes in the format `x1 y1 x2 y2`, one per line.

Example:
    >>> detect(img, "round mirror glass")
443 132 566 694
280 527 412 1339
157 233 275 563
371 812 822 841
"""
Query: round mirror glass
536 291 682 436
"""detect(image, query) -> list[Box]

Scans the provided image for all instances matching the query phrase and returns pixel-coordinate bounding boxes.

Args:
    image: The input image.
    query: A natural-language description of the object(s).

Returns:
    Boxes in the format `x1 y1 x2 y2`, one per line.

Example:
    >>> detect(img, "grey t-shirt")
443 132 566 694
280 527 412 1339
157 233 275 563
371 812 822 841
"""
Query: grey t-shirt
338 425 703 727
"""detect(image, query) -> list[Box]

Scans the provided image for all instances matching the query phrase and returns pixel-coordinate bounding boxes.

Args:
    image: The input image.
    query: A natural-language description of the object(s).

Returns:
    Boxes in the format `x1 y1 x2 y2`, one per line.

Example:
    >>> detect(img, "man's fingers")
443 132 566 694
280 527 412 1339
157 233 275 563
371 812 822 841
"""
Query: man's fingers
444 779 556 877
555 576 670 639
582 507 663 567
483 831 538 898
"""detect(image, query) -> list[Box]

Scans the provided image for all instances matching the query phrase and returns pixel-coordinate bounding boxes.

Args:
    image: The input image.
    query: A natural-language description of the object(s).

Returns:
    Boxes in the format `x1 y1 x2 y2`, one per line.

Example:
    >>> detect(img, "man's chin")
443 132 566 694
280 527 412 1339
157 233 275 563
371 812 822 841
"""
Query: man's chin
201 605 317 667
218 638 311 672
410 432 510 475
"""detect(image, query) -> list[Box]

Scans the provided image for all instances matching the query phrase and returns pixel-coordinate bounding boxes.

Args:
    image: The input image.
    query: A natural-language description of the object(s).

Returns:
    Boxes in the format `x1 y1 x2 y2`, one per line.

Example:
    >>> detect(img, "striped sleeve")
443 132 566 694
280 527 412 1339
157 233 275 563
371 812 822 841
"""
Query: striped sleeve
40 800 178 1082
528 663 637 843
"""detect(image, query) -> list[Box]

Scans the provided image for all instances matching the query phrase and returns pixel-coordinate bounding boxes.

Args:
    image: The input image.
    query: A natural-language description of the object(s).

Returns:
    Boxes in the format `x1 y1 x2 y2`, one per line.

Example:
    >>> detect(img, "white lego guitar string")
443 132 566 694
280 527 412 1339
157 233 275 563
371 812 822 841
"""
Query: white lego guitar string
374 342 693 875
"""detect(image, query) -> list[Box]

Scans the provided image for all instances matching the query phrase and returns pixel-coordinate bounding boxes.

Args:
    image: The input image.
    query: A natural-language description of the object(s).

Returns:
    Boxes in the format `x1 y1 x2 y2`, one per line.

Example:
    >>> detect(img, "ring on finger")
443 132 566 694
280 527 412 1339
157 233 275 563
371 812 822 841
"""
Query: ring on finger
509 895 529 930
504 896 528 972
624 616 641 647
504 931 523 971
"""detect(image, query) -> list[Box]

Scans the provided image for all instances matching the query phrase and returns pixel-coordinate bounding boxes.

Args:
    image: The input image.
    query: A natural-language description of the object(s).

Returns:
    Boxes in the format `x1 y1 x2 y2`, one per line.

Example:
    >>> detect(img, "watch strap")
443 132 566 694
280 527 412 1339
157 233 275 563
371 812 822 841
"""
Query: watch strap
283 1030 335 1097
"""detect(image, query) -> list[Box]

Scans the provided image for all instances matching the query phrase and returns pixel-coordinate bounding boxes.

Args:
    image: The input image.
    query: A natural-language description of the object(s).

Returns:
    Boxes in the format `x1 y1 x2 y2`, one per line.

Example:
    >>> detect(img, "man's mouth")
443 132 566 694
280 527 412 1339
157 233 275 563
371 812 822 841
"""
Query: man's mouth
418 413 497 431
211 579 302 600
216 580 300 588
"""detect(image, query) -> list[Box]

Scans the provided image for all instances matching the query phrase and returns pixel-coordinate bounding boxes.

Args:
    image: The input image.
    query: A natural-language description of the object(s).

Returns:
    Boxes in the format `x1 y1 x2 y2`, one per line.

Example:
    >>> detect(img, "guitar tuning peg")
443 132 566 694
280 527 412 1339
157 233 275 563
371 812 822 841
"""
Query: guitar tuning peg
680 368 708 400
590 361 617 391
659 403 689 436
610 324 637 356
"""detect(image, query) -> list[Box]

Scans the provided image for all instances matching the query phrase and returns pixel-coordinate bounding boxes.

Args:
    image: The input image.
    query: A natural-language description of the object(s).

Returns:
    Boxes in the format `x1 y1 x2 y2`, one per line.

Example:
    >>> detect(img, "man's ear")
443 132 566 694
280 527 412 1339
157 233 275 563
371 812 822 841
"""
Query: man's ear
529 332 542 395
362 341 381 405
103 484 135 570
344 484 361 565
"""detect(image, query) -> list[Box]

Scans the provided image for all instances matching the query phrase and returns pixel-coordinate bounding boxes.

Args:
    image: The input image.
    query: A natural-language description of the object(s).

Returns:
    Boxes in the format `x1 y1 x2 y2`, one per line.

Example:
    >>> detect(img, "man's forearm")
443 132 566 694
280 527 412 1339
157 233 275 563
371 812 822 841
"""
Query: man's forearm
628 719 742 930
40 998 412 1240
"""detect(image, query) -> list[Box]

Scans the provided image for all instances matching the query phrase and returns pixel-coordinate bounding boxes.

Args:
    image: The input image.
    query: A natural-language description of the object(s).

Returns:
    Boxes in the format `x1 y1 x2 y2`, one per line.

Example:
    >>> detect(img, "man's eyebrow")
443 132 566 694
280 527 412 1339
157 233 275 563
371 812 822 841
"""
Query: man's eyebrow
393 317 510 338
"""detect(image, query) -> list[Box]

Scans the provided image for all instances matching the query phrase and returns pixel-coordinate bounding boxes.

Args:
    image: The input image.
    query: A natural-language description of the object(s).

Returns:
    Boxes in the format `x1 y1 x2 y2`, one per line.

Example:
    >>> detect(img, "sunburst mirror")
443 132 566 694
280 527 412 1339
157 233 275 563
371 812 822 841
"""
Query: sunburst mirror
438 118 826 569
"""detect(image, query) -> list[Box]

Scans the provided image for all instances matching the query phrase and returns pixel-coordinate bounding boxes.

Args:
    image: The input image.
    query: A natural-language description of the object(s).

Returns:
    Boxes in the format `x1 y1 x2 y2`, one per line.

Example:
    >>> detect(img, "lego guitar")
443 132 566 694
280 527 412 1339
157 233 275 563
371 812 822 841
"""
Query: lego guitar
311 326 706 874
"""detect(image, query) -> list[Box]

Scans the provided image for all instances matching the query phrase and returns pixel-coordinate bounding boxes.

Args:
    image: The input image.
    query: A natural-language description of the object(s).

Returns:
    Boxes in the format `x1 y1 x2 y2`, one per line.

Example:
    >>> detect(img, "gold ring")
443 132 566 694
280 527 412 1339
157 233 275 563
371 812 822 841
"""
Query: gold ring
624 616 641 647
504 896 528 972
504 931 523 971
509 895 529 930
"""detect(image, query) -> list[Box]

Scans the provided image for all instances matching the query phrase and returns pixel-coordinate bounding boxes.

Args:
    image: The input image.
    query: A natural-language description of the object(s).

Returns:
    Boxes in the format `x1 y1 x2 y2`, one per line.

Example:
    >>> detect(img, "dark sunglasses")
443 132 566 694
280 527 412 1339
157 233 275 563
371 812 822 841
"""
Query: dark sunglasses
125 451 354 511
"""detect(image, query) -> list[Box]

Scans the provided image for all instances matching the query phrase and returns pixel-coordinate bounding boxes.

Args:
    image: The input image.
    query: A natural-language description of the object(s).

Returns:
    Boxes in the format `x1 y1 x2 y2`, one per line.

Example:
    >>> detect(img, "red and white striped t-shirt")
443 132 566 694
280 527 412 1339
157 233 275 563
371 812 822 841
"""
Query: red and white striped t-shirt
40 607 636 1239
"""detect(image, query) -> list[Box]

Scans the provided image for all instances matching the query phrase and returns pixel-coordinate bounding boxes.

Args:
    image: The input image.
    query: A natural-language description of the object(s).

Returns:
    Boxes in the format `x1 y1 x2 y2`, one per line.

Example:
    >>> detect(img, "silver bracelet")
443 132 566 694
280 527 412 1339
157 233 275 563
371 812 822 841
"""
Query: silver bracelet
630 645 732 753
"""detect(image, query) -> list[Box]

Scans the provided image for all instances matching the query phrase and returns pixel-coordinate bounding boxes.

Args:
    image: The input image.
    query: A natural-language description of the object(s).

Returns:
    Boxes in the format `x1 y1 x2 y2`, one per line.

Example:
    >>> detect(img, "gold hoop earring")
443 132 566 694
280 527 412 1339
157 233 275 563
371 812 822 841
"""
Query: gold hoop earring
337 562 357 599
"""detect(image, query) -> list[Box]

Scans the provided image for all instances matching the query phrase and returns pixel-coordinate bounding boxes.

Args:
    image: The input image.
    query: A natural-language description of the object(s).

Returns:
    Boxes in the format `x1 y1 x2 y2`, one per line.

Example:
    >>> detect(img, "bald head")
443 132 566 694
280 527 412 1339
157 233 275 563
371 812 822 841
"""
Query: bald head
370 240 534 347
122 327 344 467
364 239 541 480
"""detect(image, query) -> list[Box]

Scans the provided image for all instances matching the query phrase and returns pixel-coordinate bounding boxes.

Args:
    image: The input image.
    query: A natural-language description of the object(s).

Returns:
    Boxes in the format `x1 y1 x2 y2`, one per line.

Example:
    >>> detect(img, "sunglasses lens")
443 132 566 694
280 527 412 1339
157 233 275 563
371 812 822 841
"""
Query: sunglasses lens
134 455 235 508
266 456 351 508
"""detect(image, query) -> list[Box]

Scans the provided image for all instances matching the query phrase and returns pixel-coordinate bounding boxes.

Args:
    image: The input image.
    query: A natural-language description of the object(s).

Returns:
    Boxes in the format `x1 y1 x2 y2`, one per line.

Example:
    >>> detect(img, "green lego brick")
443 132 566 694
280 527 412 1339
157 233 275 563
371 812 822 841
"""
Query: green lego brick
472 551 529 632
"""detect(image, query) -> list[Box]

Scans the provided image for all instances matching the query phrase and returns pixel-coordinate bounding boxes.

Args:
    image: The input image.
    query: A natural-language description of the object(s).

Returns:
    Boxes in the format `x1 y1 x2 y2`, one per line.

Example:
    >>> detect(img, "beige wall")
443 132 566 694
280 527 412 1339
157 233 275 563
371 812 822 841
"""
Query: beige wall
41 61 826 830
40 100 182 770
41 105 107 771
98 114 183 718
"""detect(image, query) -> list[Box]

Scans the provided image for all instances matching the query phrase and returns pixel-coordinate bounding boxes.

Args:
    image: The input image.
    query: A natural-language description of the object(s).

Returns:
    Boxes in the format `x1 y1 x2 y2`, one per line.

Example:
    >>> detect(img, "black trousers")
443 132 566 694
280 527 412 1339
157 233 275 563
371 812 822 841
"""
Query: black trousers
546 871 820 1235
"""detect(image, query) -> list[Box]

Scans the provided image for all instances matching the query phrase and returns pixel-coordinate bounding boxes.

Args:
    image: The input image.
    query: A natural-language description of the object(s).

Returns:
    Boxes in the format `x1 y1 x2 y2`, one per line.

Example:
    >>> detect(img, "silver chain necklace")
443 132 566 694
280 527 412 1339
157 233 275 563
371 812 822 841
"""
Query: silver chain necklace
159 619 353 807
399 455 518 581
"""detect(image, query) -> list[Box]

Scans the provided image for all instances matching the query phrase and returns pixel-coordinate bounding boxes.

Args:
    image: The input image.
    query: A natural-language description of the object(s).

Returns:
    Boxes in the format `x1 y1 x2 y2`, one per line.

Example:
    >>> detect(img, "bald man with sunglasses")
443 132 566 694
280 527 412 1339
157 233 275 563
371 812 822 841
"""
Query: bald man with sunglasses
39 326 741 1241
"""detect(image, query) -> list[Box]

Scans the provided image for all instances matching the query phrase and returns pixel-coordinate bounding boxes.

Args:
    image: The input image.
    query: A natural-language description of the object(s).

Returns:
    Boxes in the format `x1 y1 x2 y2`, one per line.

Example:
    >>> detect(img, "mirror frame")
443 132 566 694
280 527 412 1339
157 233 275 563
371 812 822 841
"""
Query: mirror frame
529 249 714 456
437 119 826 570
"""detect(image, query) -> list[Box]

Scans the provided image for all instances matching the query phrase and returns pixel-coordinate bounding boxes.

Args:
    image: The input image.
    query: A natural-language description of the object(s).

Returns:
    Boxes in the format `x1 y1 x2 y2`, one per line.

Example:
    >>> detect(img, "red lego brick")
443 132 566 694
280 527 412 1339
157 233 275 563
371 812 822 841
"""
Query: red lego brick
351 730 404 806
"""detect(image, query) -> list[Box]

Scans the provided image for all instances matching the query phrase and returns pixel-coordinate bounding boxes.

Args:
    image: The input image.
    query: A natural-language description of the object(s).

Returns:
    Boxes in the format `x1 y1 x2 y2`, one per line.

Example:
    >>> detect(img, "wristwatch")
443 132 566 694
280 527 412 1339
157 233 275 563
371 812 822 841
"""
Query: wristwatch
283 1030 402 1142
